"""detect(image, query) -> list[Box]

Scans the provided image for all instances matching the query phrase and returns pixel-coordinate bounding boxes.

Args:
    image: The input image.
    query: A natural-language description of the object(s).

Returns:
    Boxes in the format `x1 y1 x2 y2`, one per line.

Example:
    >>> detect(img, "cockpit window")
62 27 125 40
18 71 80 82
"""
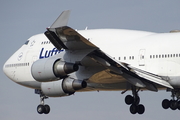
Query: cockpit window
24 40 29 45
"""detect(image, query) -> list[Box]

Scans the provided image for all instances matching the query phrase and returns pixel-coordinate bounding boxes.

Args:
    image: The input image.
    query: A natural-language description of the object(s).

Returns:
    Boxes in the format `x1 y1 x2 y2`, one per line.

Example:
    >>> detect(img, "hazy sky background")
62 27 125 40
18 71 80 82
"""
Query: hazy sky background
1 0 180 120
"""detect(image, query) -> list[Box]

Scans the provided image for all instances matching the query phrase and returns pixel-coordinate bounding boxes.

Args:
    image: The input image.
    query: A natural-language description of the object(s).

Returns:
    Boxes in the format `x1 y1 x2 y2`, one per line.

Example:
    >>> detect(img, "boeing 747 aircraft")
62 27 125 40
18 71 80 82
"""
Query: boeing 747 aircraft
3 10 180 115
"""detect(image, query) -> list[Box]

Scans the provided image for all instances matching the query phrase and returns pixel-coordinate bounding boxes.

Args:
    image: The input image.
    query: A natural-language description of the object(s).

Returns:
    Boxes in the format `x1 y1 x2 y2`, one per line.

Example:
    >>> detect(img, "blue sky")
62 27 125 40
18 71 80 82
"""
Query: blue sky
1 0 180 120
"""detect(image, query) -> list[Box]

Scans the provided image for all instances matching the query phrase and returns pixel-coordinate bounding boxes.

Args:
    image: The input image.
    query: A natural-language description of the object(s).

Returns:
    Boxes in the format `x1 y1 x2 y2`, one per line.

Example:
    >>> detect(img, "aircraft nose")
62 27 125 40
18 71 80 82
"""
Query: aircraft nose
3 61 9 77
3 60 13 80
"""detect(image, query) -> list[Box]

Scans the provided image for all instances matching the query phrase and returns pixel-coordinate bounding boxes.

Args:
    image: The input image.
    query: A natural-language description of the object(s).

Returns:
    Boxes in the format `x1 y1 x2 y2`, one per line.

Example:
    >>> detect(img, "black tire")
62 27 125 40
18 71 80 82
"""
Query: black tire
130 104 137 114
177 101 180 110
37 105 45 114
44 104 50 114
170 100 178 110
125 95 134 105
162 99 170 109
137 104 145 114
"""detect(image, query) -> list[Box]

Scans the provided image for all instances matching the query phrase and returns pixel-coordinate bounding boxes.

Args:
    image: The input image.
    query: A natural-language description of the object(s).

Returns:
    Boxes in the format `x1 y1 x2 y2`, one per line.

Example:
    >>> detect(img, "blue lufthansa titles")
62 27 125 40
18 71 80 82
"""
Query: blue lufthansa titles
39 48 64 59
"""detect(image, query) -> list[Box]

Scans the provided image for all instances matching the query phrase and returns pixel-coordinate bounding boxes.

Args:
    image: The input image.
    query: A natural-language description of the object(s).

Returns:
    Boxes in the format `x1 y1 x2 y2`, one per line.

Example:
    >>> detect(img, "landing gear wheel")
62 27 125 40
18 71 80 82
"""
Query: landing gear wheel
125 95 134 105
37 104 50 114
170 100 178 110
130 104 137 114
162 89 180 111
178 101 180 110
162 99 170 109
124 86 145 114
37 105 45 114
137 104 145 114
36 90 50 114
44 104 50 114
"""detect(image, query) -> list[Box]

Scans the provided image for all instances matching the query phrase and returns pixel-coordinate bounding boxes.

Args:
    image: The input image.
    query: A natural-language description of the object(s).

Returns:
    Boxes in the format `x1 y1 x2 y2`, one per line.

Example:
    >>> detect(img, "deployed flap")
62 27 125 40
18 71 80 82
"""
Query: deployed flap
129 66 173 89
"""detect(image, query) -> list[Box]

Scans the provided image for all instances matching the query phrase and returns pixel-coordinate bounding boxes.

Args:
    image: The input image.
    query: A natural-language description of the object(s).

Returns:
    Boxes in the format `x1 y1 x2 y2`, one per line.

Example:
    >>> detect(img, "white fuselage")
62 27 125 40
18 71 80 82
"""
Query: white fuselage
3 29 180 89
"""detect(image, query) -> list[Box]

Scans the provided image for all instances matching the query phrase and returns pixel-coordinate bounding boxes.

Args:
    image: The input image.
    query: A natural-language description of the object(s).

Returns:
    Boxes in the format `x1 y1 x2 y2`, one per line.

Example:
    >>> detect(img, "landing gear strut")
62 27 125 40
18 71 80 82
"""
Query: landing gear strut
162 89 180 111
35 89 50 114
124 86 145 114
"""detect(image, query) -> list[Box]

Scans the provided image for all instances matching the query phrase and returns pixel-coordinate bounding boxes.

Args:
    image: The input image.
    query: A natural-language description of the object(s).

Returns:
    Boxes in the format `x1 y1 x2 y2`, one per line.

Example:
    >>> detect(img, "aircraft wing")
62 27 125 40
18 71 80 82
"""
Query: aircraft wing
45 10 97 50
87 49 173 90
45 26 97 50
44 10 173 91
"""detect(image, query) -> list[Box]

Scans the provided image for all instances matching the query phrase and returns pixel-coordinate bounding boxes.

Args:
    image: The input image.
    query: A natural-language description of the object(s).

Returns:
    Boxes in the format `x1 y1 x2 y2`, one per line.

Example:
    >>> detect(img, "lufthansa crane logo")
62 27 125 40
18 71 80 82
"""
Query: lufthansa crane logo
18 52 23 61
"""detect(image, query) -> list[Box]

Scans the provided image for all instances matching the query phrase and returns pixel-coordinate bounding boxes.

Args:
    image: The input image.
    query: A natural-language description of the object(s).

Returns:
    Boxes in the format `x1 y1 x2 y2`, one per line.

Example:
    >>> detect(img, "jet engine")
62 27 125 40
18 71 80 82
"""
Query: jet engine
31 57 79 82
41 77 87 97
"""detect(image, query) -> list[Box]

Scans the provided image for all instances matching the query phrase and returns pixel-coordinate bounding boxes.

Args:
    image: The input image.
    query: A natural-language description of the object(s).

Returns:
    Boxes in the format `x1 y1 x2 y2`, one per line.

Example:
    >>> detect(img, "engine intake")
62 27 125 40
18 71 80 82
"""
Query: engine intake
31 57 78 82
41 78 87 97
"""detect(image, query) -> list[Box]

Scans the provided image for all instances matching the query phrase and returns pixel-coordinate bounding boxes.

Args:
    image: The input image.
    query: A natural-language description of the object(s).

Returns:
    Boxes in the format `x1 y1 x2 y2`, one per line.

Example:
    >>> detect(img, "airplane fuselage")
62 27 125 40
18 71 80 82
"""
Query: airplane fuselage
3 29 180 89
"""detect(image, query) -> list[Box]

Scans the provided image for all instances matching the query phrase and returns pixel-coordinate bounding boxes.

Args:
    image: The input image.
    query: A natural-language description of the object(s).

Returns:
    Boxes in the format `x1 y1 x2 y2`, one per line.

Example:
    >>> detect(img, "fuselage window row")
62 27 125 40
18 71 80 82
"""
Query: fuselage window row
117 53 180 61
5 63 30 68
150 54 180 59
118 56 135 60
41 41 51 45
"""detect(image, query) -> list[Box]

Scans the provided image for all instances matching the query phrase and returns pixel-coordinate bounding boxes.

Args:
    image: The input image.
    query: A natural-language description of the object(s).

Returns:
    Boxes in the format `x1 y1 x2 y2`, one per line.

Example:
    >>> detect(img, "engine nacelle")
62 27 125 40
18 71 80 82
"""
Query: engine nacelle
41 77 87 97
31 57 79 82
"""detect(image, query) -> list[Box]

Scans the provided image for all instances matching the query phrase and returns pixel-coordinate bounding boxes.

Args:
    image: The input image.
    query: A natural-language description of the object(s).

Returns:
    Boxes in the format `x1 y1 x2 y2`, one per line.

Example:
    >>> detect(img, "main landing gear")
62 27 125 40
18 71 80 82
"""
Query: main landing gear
162 89 180 111
35 90 50 114
123 86 145 114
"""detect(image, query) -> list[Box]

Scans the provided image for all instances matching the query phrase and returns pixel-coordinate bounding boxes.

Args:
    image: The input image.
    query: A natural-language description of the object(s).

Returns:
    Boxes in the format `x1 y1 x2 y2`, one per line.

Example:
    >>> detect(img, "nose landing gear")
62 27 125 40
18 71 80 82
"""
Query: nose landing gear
35 89 50 114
